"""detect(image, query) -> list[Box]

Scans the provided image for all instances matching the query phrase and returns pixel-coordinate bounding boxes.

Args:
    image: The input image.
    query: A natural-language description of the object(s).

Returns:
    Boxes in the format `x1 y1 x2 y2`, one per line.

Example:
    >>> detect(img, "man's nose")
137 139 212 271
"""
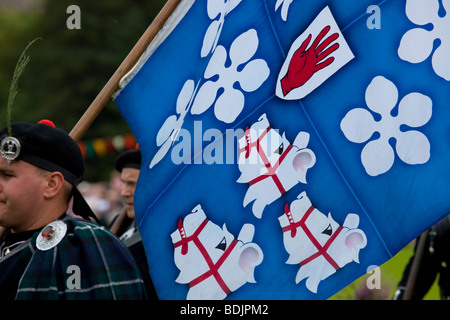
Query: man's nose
121 185 133 197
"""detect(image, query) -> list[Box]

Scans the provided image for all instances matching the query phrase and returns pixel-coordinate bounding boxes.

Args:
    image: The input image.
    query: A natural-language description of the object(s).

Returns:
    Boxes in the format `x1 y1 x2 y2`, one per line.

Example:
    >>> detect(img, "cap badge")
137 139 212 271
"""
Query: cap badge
0 136 21 164
36 220 67 251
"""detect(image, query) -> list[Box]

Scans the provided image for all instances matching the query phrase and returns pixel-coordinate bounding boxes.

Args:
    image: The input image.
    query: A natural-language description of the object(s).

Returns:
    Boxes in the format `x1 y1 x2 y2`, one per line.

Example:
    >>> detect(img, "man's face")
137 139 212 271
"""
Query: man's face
0 157 47 232
120 167 140 219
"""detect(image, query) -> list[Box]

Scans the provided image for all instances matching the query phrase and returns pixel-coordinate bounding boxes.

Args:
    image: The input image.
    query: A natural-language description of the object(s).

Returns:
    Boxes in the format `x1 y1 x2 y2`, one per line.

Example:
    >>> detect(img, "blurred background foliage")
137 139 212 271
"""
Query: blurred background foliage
0 0 166 181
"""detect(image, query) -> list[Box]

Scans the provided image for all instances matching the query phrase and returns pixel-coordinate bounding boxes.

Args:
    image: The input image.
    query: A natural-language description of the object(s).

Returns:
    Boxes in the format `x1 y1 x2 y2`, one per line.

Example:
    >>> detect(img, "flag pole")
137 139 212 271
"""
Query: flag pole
402 229 429 300
70 0 182 235
69 0 182 141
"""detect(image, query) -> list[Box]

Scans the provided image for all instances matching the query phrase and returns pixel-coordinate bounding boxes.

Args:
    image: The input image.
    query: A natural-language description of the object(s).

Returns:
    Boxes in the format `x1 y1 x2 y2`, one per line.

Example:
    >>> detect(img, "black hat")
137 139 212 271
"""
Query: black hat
0 120 100 224
114 149 141 172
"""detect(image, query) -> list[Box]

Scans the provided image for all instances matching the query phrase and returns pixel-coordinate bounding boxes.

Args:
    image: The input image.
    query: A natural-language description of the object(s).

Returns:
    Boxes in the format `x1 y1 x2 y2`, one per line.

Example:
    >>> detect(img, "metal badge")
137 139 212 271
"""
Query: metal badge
0 136 21 164
36 220 67 251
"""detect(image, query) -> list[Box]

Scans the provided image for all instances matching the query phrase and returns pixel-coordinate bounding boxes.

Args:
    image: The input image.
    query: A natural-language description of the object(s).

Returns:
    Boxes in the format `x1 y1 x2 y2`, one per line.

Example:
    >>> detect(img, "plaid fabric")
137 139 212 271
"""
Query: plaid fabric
14 217 148 300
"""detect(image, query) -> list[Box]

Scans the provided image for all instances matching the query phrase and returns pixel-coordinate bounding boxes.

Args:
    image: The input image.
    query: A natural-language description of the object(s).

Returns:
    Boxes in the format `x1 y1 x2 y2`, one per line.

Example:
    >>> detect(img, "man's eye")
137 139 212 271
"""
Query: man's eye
0 171 13 178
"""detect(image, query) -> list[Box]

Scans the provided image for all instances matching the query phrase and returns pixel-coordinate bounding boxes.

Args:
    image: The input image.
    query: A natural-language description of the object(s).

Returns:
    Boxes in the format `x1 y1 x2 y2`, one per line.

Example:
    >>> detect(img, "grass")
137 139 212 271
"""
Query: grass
329 241 440 300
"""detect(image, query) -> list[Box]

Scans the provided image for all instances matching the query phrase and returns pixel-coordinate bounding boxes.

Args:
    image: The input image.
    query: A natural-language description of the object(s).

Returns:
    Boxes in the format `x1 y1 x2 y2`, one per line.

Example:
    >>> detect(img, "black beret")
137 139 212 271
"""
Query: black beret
0 121 84 186
0 121 102 224
114 149 141 172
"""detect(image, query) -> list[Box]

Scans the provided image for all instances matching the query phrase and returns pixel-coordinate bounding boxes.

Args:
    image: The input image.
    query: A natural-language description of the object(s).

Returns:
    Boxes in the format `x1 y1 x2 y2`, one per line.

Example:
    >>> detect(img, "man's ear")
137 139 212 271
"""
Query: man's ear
43 171 65 199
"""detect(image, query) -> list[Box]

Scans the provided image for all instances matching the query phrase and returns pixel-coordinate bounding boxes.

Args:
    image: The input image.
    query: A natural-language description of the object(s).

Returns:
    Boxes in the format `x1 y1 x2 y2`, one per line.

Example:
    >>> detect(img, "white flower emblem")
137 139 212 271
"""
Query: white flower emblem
275 0 295 21
191 29 270 124
340 76 433 177
150 80 197 169
398 0 450 80
201 0 242 58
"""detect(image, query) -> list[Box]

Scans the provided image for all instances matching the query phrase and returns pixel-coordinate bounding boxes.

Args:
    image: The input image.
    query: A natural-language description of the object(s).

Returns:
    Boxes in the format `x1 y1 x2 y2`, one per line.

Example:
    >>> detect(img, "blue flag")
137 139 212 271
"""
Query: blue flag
113 0 450 299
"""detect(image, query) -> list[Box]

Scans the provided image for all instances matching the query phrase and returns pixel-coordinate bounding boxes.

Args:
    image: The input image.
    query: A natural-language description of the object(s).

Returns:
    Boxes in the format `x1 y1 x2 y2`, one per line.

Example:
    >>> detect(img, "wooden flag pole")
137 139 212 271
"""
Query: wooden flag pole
70 0 182 235
69 0 182 141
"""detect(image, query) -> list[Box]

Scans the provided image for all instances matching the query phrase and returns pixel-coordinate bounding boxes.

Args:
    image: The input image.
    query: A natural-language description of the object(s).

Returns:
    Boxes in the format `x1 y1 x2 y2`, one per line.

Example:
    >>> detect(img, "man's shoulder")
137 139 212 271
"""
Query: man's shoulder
65 216 115 237
63 216 129 249
20 216 147 299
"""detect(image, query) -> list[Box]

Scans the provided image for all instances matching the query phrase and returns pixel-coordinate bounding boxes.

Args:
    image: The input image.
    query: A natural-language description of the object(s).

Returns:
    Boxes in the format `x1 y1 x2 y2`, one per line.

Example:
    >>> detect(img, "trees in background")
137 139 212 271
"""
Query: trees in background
0 0 165 180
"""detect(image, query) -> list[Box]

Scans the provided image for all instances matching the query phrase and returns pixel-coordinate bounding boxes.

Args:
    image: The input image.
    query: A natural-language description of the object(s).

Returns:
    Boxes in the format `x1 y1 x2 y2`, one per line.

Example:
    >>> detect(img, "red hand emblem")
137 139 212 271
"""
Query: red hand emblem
281 25 340 96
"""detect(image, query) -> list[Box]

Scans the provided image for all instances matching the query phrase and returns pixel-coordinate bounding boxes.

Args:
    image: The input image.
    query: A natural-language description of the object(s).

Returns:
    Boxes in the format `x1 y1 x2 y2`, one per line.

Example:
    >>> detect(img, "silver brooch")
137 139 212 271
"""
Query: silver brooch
0 136 21 164
36 220 67 251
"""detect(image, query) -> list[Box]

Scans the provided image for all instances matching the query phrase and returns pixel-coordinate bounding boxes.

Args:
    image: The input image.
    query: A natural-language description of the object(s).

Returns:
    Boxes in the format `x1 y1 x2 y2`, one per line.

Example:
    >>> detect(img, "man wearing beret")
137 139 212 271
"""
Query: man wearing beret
0 121 147 299
112 148 158 300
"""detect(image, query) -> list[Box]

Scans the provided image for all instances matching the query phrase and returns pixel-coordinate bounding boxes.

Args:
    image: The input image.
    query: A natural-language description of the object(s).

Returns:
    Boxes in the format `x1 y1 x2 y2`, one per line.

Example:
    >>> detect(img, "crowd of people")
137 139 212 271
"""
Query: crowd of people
77 174 124 227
